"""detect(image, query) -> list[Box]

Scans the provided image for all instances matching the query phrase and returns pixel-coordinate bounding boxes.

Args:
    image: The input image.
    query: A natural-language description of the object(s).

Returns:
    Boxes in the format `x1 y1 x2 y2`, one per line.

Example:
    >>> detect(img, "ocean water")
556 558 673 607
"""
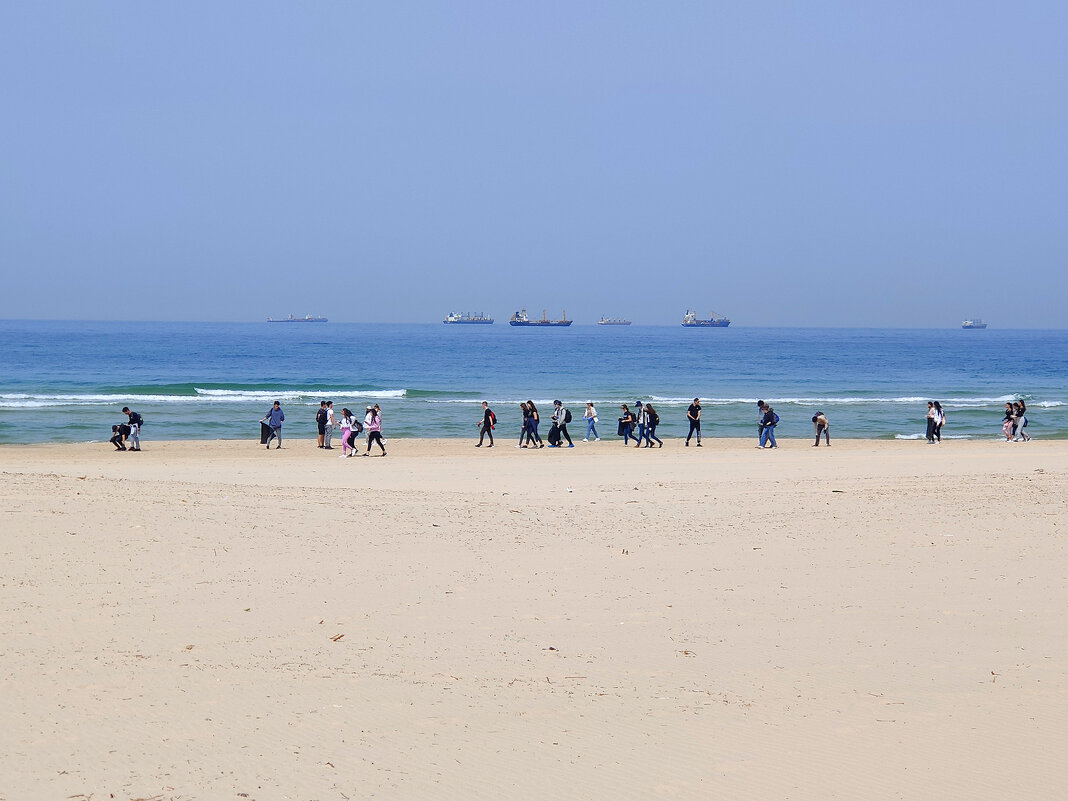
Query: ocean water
1 320 1065 444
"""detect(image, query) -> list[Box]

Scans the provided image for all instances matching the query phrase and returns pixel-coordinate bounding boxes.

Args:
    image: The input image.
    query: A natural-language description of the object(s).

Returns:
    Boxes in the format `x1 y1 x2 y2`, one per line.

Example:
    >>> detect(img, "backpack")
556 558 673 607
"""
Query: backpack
315 408 328 425
489 410 497 427
773 413 780 425
563 408 572 424
651 412 659 426
130 412 143 427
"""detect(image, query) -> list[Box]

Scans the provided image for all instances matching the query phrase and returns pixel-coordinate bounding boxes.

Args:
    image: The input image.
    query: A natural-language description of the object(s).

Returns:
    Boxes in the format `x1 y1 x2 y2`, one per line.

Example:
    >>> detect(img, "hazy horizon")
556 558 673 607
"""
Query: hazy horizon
3 2 1066 327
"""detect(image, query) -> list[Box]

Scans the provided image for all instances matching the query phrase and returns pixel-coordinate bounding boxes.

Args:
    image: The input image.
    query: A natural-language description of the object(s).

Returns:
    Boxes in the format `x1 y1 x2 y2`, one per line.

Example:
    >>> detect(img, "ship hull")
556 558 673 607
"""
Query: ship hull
682 320 730 327
509 321 573 327
961 324 987 329
268 318 328 323
443 320 494 325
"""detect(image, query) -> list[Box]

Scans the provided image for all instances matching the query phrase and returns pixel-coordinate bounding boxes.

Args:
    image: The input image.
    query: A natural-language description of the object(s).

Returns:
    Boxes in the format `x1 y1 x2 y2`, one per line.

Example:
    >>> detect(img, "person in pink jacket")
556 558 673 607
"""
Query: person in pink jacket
364 404 386 456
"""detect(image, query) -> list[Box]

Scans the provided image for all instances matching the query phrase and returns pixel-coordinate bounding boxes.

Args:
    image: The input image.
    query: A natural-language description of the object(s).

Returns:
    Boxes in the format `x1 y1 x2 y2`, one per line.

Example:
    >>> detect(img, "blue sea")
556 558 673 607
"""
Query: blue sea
1 321 1065 444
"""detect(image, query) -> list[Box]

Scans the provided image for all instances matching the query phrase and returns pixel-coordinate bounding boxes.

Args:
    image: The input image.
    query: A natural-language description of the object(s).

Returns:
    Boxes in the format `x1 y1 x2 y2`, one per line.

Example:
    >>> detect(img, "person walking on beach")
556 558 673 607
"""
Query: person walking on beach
1014 400 1031 441
619 404 640 445
633 401 648 448
933 401 945 443
526 401 544 448
686 398 702 446
121 406 143 451
338 408 358 457
756 400 766 444
759 405 778 448
364 405 386 456
548 400 574 448
644 403 663 448
324 401 336 449
519 403 531 448
582 402 600 442
925 401 937 444
1002 402 1015 441
316 401 328 448
262 401 284 449
477 401 496 447
812 410 830 446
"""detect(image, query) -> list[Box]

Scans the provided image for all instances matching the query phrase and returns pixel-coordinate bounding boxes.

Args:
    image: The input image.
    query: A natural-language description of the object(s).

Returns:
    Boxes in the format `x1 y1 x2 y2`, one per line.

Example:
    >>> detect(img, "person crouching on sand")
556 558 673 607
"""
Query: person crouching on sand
110 423 130 451
812 411 830 446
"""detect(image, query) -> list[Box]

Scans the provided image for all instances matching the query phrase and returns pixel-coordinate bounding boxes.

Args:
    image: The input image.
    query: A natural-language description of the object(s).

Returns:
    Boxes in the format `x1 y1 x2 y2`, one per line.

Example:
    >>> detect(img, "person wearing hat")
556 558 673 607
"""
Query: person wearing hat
685 398 702 447
812 410 830 446
582 401 599 442
548 400 574 448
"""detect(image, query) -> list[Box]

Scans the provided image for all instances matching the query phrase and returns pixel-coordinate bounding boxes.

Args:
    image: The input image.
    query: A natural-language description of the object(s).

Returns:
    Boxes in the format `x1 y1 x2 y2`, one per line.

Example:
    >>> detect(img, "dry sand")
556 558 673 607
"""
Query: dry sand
1 437 1065 800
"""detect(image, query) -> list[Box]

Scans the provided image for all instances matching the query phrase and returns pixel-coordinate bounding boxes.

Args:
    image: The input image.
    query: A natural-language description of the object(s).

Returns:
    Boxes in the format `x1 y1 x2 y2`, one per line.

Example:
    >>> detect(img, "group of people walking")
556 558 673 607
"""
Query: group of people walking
1002 400 1031 442
260 400 387 456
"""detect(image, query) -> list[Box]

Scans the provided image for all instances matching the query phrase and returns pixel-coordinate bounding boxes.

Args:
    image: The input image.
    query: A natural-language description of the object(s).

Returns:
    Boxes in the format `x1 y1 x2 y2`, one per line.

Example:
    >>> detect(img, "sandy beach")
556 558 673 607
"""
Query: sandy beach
1 437 1065 800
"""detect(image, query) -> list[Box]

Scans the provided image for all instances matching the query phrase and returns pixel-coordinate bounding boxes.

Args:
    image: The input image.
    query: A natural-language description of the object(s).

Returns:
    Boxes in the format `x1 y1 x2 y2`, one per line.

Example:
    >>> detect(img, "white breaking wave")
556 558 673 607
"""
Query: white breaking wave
0 388 408 409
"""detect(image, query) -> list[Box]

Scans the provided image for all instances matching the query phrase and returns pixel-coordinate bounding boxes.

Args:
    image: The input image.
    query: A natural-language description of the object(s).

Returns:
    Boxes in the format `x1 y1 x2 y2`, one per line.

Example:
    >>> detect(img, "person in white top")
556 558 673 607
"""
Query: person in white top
324 401 336 449
582 401 600 442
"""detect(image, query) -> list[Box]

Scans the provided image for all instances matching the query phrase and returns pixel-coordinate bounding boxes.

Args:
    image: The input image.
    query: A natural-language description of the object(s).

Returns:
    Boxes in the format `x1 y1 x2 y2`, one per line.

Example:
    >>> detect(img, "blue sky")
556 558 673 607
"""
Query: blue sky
2 2 1065 326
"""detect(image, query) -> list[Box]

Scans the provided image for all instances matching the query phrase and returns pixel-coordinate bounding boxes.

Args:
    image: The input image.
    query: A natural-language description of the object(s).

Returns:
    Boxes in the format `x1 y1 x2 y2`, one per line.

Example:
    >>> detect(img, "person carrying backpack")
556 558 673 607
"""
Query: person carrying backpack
477 401 496 447
548 400 574 448
759 404 779 449
121 406 143 451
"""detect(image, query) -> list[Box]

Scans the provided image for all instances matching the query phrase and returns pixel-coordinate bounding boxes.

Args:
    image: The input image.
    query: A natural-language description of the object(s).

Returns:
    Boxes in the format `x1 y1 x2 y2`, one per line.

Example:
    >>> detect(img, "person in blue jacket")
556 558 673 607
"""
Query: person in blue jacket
262 401 285 449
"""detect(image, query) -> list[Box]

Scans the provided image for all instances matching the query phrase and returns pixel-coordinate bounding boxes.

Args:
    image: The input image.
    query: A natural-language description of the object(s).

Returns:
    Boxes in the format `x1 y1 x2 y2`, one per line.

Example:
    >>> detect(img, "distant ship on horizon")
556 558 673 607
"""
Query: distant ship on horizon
267 314 328 323
682 309 730 327
597 316 632 326
443 312 494 324
962 318 988 329
509 308 573 327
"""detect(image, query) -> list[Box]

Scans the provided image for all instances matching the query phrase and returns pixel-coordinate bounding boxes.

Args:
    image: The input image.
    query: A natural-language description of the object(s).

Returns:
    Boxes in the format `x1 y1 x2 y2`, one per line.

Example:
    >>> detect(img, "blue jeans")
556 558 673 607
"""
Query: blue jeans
634 423 646 445
585 418 598 439
623 424 639 444
647 424 662 446
759 426 776 448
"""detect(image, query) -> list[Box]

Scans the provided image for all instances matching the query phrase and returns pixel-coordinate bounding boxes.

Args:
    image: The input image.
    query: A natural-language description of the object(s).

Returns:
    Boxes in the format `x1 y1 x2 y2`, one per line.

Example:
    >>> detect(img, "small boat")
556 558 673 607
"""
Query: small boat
509 308 573 327
962 319 988 329
268 314 328 323
443 312 494 324
682 309 730 327
597 316 632 326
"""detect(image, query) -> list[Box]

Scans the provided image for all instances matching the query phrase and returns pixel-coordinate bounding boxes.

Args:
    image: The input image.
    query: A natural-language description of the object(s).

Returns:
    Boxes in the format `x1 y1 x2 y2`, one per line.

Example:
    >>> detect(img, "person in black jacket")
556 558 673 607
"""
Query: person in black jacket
477 401 495 447
121 406 143 451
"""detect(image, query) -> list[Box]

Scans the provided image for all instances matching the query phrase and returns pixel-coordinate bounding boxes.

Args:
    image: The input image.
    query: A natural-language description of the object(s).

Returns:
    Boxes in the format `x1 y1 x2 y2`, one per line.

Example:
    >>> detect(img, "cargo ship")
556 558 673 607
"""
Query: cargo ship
268 314 328 323
682 309 730 327
509 309 572 327
597 316 632 326
443 312 494 324
961 318 988 329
